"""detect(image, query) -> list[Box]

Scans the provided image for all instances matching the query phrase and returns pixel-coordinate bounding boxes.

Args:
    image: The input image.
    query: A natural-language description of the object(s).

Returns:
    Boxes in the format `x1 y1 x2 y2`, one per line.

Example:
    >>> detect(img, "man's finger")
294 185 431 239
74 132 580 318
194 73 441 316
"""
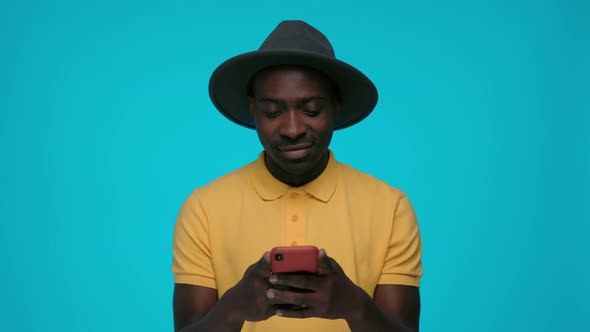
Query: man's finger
276 306 315 319
317 248 336 275
255 251 271 275
266 288 311 307
269 273 321 291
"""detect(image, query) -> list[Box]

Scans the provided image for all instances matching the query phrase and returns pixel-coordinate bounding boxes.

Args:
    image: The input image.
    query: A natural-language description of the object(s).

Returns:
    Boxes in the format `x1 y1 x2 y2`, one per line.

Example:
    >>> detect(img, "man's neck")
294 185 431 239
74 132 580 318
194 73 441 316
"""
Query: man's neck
264 151 330 187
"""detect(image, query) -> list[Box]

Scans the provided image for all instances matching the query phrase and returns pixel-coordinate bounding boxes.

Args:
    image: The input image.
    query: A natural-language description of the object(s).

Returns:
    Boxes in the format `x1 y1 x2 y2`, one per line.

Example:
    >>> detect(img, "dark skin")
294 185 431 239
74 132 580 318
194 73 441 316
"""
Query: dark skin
250 65 337 186
173 66 420 331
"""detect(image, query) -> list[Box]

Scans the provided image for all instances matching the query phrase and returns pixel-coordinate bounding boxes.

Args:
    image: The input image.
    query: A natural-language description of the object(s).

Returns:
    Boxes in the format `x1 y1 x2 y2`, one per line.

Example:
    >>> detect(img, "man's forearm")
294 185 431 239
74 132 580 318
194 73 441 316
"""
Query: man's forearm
346 292 416 332
179 288 244 332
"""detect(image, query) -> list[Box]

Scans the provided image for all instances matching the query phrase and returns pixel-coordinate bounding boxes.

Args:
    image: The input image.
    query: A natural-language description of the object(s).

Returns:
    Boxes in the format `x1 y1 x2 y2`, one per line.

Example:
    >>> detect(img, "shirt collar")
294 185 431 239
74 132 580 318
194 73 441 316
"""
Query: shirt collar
248 150 339 203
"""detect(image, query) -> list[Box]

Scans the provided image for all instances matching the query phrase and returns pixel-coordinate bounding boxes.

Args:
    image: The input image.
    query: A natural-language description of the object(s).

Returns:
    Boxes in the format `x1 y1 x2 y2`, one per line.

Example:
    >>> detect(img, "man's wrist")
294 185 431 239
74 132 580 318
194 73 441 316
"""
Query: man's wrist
345 284 373 321
177 287 245 332
218 286 245 324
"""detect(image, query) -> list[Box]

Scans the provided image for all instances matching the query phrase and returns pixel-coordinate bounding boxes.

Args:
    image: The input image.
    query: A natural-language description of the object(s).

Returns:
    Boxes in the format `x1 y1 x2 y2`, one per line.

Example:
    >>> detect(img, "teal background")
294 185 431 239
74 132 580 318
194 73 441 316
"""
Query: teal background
1 0 588 331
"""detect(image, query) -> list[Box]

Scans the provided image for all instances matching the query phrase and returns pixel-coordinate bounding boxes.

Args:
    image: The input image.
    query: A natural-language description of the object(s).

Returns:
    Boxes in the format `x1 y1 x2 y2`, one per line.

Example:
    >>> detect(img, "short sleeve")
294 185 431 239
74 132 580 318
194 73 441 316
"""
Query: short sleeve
172 190 217 289
378 194 423 287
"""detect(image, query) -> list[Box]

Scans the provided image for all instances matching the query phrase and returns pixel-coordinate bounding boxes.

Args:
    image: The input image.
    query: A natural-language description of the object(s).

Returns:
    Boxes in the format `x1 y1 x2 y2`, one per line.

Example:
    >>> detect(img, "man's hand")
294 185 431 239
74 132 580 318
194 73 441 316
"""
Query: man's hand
176 250 419 332
224 252 276 322
265 249 366 320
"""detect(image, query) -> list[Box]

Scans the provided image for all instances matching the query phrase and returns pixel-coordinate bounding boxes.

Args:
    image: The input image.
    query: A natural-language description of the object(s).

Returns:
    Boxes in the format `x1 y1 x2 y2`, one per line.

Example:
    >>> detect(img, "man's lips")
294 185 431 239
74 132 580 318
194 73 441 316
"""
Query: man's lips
277 143 313 160
278 143 312 152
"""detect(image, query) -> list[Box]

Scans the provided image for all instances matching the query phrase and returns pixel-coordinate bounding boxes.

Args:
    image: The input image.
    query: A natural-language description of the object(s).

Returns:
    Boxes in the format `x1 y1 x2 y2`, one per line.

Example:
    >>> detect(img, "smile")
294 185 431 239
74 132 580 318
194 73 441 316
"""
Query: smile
278 143 313 160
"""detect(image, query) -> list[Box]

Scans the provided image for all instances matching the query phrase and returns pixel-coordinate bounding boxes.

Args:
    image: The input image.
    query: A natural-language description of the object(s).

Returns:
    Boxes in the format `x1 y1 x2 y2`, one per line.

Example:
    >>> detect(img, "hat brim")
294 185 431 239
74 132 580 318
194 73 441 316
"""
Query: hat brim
208 50 378 130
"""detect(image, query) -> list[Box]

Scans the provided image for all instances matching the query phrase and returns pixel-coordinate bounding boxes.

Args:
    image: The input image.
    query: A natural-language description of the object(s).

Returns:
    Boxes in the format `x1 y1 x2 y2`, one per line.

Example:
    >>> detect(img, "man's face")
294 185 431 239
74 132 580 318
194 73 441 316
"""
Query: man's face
249 66 339 177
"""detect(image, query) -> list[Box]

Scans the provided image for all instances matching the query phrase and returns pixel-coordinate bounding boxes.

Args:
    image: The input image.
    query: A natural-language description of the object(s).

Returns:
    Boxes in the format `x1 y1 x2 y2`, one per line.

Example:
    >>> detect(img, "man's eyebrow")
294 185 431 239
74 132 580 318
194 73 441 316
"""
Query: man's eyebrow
257 97 283 104
256 96 327 104
298 96 326 104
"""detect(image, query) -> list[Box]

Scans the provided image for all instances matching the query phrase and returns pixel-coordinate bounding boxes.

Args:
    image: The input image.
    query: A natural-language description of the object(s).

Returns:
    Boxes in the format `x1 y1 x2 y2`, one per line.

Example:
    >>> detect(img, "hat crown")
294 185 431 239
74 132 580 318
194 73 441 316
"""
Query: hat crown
259 20 335 58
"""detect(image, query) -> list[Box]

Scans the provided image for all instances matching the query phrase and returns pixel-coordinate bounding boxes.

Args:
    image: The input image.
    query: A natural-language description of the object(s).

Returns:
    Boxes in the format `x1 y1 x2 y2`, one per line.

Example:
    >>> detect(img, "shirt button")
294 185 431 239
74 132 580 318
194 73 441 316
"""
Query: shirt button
291 241 298 246
291 215 298 222
290 192 298 199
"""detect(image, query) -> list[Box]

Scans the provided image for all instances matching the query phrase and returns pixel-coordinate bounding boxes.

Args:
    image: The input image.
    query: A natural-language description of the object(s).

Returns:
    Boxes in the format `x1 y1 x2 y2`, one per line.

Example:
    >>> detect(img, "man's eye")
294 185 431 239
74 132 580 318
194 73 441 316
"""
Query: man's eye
263 110 281 117
303 109 320 117
257 104 281 118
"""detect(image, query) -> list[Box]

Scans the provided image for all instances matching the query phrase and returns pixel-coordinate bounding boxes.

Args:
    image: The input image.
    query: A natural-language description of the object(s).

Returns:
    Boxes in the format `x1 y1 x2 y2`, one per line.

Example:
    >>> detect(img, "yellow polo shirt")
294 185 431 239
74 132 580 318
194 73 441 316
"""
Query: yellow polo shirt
172 151 422 331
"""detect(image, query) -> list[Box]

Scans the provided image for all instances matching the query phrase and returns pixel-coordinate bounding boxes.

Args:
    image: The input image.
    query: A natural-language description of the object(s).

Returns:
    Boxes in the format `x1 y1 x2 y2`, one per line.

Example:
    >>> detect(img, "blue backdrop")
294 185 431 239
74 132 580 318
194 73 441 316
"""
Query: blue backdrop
1 0 588 331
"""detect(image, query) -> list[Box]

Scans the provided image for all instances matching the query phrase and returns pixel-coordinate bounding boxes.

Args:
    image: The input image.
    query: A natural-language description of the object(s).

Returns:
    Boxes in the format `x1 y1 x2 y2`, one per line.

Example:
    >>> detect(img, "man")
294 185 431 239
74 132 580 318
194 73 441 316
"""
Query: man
172 20 422 332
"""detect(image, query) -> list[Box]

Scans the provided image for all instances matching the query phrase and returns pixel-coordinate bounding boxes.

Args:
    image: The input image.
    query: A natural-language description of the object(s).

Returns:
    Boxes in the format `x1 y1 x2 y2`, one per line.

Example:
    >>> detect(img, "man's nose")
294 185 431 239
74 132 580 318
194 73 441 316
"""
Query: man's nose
280 110 306 140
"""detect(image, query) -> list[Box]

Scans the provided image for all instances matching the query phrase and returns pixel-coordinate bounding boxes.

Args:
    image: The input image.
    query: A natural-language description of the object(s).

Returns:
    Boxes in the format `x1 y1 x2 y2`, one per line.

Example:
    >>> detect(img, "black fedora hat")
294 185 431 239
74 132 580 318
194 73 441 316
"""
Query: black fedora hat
208 20 378 130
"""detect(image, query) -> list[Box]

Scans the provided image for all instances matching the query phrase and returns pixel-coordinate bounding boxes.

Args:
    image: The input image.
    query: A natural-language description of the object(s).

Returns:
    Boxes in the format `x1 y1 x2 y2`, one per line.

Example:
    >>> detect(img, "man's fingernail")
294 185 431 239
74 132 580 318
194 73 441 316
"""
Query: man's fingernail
269 275 278 283
266 289 275 299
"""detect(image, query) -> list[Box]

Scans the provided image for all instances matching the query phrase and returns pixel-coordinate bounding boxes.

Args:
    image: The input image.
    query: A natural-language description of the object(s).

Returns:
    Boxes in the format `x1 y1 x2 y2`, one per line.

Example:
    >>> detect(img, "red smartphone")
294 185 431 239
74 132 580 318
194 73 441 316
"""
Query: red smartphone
271 246 319 274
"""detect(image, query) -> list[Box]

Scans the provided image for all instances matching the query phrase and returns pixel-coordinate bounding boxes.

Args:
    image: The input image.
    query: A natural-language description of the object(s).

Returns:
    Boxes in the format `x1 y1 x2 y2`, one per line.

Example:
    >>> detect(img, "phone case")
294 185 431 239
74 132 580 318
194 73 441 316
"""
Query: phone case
271 246 319 273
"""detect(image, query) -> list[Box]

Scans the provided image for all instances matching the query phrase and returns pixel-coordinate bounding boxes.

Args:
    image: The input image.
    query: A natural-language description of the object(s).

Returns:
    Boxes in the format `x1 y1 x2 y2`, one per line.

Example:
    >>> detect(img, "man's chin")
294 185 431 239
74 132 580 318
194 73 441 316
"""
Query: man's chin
276 160 312 175
266 148 328 178
267 154 313 175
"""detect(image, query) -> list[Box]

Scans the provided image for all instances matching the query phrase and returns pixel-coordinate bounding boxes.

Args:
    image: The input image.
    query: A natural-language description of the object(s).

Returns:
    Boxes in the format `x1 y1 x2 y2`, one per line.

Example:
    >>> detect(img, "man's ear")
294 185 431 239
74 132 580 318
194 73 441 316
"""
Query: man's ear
333 98 342 118
248 96 256 118
335 99 342 115
330 99 342 128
